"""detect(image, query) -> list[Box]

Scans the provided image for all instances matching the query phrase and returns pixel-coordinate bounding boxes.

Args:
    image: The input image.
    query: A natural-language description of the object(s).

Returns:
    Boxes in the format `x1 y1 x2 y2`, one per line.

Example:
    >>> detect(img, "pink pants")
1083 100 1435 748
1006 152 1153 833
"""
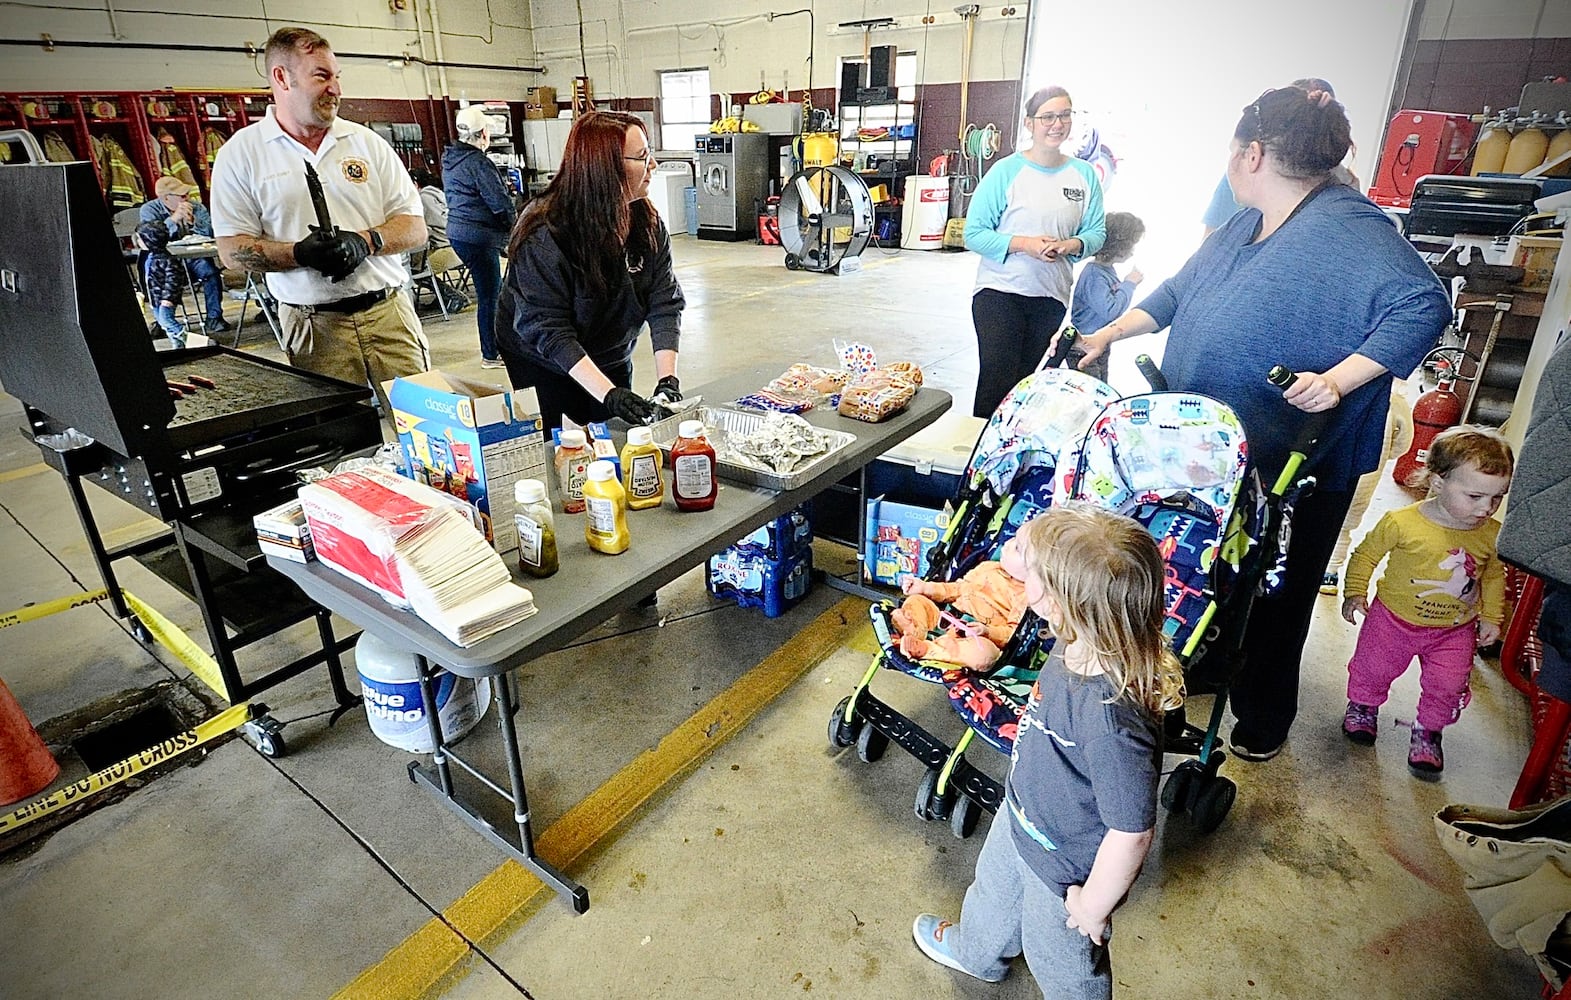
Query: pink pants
1346 599 1476 731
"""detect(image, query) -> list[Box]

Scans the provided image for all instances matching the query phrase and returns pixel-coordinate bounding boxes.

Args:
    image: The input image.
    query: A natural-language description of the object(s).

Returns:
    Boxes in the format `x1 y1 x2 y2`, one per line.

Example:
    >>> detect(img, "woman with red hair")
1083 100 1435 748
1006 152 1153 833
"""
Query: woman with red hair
496 111 685 430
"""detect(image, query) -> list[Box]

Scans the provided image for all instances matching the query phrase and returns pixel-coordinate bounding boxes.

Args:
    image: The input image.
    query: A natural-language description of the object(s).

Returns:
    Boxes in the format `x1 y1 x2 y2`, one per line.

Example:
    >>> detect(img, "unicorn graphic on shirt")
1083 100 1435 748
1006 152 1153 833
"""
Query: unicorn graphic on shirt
1412 548 1478 606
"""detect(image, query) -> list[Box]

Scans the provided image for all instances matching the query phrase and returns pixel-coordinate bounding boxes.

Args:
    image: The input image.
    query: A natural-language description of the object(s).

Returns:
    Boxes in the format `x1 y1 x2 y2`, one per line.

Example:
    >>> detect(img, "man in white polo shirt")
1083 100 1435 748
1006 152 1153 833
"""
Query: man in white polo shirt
209 26 429 416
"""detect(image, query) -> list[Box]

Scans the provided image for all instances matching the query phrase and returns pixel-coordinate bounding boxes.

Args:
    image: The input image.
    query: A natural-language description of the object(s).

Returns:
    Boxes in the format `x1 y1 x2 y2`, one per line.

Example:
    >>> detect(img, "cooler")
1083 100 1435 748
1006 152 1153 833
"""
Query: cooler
813 410 984 550
900 175 951 250
649 160 695 234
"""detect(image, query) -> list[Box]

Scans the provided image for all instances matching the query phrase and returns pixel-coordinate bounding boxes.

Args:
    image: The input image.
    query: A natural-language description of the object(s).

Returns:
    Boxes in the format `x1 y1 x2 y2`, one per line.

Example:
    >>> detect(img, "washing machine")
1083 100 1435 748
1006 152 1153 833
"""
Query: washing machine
695 133 769 240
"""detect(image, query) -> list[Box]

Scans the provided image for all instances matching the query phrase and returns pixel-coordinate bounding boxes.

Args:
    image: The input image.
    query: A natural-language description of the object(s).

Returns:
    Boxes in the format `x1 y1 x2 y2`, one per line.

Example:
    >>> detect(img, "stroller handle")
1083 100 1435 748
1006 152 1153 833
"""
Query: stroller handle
1266 364 1330 493
1041 327 1078 369
1136 354 1168 391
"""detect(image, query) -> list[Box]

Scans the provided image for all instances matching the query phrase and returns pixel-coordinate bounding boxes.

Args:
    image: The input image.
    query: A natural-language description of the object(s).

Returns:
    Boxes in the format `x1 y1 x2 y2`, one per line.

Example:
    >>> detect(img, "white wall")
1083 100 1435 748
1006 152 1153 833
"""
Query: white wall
1420 0 1571 40
525 0 1028 100
0 0 538 101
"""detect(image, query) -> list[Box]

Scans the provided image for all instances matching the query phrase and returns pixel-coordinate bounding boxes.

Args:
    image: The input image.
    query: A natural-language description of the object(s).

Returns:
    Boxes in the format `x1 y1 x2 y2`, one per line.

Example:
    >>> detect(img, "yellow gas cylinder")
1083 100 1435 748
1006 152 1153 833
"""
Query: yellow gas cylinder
1504 126 1550 174
1472 124 1511 175
1542 128 1571 176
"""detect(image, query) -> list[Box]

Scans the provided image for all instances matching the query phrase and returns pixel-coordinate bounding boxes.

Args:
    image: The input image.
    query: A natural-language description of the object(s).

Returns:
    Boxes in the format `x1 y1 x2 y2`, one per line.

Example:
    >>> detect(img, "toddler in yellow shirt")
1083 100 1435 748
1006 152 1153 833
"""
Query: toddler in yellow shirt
1339 426 1513 777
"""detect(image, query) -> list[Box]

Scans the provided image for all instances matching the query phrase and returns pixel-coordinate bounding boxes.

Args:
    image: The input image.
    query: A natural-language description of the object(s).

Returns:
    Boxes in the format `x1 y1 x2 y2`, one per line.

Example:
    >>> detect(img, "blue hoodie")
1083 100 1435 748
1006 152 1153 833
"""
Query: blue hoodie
441 143 516 249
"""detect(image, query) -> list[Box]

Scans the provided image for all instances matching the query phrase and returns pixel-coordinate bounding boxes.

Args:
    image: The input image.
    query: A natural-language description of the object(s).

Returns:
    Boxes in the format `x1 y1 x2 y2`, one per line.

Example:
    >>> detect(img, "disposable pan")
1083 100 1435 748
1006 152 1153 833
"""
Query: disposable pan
649 405 857 491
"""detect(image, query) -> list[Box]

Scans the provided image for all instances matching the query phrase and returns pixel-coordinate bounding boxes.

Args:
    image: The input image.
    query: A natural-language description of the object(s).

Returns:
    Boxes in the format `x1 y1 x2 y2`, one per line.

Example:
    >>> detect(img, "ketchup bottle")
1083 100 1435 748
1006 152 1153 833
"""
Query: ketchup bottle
670 419 718 512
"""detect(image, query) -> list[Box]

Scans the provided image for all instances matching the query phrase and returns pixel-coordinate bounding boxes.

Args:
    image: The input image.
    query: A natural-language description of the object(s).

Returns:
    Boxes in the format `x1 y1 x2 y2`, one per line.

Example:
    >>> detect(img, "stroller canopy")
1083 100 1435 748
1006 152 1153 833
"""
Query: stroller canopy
970 368 1119 499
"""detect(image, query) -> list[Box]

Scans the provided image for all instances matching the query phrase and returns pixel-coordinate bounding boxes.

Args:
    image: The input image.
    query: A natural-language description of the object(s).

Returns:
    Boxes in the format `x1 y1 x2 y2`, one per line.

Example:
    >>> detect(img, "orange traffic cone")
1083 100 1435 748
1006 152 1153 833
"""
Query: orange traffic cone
0 679 59 807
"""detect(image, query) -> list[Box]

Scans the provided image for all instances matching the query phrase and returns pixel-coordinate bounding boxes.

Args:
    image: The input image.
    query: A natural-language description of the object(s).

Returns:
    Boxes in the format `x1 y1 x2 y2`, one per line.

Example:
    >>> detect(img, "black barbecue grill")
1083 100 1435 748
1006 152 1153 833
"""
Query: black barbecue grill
0 161 381 747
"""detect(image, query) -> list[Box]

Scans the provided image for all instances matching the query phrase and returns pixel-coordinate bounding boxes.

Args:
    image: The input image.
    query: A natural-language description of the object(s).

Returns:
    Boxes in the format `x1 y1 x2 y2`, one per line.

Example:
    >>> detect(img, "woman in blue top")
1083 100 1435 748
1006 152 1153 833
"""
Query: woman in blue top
1071 86 1449 762
964 86 1106 418
444 105 518 368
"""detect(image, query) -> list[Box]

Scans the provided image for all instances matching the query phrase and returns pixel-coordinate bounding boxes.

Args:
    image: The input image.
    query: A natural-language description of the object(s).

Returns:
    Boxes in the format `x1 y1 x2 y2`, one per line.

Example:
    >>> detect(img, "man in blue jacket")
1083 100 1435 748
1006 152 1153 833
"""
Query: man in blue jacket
139 175 231 333
443 105 517 368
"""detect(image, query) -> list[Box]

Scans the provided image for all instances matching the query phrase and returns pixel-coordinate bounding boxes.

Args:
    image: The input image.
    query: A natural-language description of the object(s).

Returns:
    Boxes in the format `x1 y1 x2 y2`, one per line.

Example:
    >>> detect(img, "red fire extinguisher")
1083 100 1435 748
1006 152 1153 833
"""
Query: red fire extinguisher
1392 357 1463 490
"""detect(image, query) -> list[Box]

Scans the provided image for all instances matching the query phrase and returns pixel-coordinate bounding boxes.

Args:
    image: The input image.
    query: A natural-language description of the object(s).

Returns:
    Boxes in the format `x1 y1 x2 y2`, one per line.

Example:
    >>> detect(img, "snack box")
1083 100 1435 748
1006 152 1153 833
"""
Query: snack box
384 371 548 554
863 497 950 588
253 499 313 564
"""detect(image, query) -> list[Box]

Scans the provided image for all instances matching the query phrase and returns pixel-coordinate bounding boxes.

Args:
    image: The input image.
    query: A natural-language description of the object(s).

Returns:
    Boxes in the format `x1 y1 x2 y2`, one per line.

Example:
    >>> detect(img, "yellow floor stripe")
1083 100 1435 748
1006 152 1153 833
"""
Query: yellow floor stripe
0 462 48 484
333 595 867 1000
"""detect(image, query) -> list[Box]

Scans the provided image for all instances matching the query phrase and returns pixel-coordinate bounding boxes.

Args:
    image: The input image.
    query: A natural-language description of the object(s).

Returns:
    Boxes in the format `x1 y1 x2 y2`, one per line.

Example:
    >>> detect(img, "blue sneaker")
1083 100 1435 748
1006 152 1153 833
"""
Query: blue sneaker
911 914 1007 983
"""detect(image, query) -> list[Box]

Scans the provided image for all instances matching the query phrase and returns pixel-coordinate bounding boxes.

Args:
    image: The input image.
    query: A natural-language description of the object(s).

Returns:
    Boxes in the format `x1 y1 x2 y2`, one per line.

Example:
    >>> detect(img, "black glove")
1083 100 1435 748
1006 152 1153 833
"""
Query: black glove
654 375 682 403
293 227 370 281
604 386 657 425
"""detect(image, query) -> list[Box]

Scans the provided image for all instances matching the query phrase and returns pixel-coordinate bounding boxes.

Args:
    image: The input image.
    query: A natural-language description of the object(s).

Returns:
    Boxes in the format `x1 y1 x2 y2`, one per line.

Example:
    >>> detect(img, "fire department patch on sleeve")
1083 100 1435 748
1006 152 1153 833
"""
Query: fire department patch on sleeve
340 157 370 183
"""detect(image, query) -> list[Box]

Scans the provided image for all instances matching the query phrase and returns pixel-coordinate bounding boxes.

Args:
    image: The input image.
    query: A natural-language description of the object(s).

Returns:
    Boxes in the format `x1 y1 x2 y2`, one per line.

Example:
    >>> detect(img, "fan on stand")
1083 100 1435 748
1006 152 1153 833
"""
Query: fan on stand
778 165 874 273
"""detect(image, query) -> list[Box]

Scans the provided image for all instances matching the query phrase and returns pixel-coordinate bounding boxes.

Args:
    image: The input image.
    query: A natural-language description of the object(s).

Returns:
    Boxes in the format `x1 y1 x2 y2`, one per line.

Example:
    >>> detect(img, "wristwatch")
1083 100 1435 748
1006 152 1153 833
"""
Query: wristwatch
367 228 384 254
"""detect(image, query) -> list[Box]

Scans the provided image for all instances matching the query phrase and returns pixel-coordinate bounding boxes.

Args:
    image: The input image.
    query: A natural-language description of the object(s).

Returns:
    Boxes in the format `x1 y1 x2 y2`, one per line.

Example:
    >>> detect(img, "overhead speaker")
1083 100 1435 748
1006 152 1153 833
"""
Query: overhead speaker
868 45 895 90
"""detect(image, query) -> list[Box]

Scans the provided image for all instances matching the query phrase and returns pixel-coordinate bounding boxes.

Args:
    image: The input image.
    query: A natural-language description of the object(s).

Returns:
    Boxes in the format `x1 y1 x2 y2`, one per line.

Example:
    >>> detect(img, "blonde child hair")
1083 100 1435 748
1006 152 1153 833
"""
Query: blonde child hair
1017 505 1184 715
1419 425 1514 490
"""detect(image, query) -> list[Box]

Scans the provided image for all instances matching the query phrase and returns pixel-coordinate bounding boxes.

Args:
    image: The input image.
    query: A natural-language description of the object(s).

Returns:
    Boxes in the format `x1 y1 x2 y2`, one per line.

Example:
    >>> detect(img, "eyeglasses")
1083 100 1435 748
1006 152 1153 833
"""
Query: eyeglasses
623 149 656 164
1028 111 1074 125
1245 88 1276 144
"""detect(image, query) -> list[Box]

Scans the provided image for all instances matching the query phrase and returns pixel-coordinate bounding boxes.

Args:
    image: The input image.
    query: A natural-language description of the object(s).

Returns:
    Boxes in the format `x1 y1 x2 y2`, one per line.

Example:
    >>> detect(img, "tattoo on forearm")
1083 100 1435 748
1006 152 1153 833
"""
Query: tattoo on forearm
232 241 270 272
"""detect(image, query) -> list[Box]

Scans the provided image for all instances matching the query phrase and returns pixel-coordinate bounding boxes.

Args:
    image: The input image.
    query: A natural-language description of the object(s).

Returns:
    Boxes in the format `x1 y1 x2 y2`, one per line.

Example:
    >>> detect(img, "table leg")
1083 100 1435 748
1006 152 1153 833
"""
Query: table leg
405 665 589 913
414 654 453 795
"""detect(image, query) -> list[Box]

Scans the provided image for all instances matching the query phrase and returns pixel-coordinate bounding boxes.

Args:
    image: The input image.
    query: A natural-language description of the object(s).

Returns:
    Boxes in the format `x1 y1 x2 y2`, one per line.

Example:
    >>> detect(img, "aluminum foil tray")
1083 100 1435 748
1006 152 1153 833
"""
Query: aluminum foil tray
649 406 856 491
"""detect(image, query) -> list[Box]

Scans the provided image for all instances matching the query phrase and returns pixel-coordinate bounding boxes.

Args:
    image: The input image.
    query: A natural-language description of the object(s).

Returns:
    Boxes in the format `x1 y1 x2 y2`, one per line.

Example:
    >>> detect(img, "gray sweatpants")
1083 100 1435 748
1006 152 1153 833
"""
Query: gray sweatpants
947 808 1112 999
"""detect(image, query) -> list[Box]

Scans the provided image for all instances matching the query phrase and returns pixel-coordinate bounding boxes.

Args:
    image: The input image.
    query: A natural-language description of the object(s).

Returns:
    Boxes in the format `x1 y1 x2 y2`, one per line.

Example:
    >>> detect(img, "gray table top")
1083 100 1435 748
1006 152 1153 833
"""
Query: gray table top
170 240 219 260
270 365 951 677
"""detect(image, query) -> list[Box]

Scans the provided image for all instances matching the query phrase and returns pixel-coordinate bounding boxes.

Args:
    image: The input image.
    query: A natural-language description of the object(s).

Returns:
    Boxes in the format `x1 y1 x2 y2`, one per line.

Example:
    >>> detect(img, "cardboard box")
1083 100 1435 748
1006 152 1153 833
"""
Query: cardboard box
1513 235 1561 292
523 87 558 120
863 497 950 587
384 371 548 554
253 499 313 564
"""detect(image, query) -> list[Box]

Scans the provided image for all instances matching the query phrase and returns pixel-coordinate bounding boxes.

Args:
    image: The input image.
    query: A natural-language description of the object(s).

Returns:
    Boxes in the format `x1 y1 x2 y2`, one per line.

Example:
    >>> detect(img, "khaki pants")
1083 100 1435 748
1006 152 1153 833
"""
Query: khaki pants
279 291 430 418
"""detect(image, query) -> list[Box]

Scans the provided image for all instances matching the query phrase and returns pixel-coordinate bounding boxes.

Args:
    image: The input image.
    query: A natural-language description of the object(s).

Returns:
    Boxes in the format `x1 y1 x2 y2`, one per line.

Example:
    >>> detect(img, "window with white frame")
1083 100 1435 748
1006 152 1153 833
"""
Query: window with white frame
659 68 712 152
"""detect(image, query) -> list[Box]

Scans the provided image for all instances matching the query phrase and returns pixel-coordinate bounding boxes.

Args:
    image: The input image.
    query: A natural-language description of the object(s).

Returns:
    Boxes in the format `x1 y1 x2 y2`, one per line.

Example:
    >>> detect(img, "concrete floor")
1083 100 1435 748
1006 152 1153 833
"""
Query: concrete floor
0 237 1543 998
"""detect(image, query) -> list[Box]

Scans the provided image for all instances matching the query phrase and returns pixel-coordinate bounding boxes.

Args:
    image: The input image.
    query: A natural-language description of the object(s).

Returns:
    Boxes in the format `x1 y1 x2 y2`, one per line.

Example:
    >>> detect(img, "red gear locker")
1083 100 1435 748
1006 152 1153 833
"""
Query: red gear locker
1369 110 1478 209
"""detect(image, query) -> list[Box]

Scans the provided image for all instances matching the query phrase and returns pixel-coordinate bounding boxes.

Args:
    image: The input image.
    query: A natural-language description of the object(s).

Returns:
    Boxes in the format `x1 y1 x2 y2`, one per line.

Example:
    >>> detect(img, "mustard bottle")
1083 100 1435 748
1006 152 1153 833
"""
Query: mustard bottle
620 426 665 510
582 460 630 554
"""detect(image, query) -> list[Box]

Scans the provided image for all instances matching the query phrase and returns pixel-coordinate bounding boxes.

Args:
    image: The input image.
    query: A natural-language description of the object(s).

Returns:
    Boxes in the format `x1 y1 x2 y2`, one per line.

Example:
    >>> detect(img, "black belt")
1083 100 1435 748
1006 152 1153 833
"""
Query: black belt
288 288 391 314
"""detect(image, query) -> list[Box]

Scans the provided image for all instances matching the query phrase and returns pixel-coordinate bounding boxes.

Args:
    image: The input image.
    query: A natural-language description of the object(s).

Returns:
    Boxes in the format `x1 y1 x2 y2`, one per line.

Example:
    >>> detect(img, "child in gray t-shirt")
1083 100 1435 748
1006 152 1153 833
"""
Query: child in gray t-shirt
913 505 1182 998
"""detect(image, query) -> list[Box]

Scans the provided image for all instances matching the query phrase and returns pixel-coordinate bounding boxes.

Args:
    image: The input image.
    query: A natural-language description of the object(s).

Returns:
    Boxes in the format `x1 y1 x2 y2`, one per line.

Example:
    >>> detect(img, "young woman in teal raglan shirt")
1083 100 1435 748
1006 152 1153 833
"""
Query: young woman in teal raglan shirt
963 85 1106 418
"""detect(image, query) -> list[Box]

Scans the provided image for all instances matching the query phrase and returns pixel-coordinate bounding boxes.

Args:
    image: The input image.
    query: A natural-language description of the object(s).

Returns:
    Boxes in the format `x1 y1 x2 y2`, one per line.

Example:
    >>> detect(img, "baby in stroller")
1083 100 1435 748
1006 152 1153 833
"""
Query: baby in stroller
891 537 1029 670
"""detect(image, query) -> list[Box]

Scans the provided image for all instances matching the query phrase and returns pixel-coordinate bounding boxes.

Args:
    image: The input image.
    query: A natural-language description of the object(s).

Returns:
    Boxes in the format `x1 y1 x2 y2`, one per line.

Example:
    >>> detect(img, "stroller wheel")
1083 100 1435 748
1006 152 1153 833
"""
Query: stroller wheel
855 722 889 764
915 768 952 821
949 795 980 839
1161 760 1203 812
828 696 858 749
1191 776 1237 834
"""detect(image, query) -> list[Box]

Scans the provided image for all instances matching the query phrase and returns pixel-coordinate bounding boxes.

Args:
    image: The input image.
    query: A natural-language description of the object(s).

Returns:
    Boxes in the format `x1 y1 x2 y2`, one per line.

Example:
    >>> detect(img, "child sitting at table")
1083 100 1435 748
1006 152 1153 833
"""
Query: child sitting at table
136 220 188 349
891 535 1030 670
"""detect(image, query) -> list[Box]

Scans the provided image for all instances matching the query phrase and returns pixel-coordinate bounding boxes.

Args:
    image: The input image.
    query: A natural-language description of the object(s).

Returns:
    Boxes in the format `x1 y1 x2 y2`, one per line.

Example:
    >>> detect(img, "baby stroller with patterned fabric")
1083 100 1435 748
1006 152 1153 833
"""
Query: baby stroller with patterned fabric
935 387 1289 835
827 365 1118 837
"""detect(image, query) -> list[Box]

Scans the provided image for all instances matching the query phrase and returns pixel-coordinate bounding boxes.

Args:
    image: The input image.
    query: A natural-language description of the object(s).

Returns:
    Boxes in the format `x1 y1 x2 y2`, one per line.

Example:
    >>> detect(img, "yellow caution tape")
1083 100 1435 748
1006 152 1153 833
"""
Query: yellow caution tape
121 592 229 703
0 588 111 630
0 702 254 835
0 588 230 702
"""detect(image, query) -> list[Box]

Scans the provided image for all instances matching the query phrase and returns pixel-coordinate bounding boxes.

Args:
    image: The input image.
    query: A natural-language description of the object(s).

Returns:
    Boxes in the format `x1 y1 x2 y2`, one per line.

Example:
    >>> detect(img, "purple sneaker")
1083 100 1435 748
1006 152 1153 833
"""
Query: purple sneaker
1342 702 1378 745
912 914 1006 983
1408 726 1444 777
